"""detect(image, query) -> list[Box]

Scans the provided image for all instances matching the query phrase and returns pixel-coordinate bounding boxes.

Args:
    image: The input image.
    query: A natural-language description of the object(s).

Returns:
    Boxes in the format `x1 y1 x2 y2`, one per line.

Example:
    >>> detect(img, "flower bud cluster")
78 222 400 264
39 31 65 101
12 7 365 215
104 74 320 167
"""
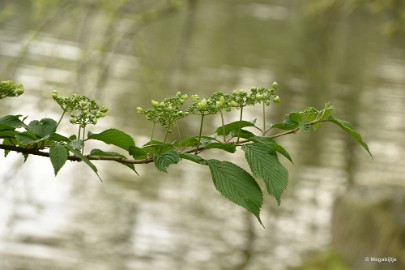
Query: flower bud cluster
0 80 24 99
138 82 280 125
137 91 189 128
52 90 108 127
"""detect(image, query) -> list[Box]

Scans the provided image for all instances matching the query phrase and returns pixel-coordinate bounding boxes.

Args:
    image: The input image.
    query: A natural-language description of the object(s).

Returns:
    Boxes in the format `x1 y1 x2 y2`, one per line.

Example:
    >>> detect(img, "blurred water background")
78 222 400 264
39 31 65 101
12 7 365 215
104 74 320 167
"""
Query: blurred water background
0 1 404 269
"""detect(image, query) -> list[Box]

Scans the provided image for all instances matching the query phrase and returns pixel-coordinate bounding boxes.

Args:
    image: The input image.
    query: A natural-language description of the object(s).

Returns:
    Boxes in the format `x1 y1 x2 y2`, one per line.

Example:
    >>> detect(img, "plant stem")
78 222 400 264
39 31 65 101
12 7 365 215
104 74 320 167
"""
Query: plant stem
82 126 86 154
236 106 243 144
175 121 182 141
56 110 66 128
195 113 205 154
151 122 156 141
220 109 226 142
262 102 266 135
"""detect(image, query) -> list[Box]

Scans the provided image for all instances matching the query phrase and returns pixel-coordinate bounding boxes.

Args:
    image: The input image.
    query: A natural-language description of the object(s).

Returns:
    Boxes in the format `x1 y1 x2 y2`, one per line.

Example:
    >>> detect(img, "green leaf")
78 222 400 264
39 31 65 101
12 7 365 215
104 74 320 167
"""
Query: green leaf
128 145 148 160
28 118 57 138
49 143 68 176
327 116 372 156
88 128 135 151
0 115 27 129
204 142 236 153
142 140 174 155
303 107 319 122
0 130 18 139
65 144 102 181
242 143 288 205
90 148 137 174
320 103 334 120
250 136 293 164
178 152 207 165
207 159 263 225
288 112 303 124
15 131 43 145
175 136 216 147
271 122 299 130
231 129 255 139
50 133 71 142
216 120 256 136
154 150 181 172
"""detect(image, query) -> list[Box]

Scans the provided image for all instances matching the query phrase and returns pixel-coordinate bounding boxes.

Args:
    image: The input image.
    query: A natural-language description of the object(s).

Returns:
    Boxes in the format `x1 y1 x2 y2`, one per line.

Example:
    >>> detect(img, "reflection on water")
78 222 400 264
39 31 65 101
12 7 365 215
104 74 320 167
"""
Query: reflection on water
1 1 405 269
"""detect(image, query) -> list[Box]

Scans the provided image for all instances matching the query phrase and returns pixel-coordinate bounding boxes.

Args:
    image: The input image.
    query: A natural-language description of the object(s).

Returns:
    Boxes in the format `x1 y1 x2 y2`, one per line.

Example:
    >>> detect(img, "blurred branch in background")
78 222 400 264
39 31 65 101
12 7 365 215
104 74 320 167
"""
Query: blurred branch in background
304 0 405 36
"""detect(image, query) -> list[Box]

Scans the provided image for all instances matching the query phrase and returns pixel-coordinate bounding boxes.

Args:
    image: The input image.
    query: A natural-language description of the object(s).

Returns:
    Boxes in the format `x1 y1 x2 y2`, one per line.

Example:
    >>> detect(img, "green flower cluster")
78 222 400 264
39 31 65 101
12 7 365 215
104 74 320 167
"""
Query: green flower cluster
52 90 108 127
138 82 280 124
0 80 24 99
137 91 189 128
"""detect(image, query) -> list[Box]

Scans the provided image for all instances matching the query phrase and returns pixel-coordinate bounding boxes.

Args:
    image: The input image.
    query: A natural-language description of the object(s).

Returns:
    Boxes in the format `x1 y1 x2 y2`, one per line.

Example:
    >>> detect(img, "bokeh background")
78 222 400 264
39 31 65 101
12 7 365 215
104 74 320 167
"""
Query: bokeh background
1 1 404 269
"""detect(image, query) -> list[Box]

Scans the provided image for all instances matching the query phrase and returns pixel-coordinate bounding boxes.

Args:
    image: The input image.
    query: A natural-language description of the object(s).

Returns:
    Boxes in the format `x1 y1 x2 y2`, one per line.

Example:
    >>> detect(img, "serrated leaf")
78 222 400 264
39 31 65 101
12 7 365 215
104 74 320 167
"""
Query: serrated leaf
327 116 372 156
204 142 236 153
49 143 68 176
207 159 263 225
28 118 57 138
65 144 102 181
251 136 293 164
88 128 135 151
216 120 256 136
154 150 181 172
178 152 207 165
242 143 288 205
90 148 137 174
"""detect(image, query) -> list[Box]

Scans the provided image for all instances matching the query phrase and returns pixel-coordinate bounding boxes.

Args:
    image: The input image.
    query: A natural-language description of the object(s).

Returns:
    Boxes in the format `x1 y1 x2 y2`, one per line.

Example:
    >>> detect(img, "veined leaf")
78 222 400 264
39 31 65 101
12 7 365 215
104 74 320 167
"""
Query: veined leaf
65 144 101 181
207 159 263 225
88 128 135 151
178 152 207 165
242 143 288 205
49 143 68 176
90 148 137 173
327 116 372 156
142 140 173 155
0 115 27 129
204 142 236 153
250 136 293 164
154 150 181 172
288 112 304 124
28 118 57 138
216 120 256 136
15 131 47 146
0 130 18 139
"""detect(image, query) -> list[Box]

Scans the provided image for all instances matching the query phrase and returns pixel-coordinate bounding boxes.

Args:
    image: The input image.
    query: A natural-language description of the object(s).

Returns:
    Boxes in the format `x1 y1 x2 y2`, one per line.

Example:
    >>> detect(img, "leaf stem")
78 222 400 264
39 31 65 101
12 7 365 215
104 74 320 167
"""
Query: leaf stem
56 110 66 128
195 113 205 154
262 102 265 135
151 122 156 141
236 106 243 144
220 109 226 142
82 126 86 154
